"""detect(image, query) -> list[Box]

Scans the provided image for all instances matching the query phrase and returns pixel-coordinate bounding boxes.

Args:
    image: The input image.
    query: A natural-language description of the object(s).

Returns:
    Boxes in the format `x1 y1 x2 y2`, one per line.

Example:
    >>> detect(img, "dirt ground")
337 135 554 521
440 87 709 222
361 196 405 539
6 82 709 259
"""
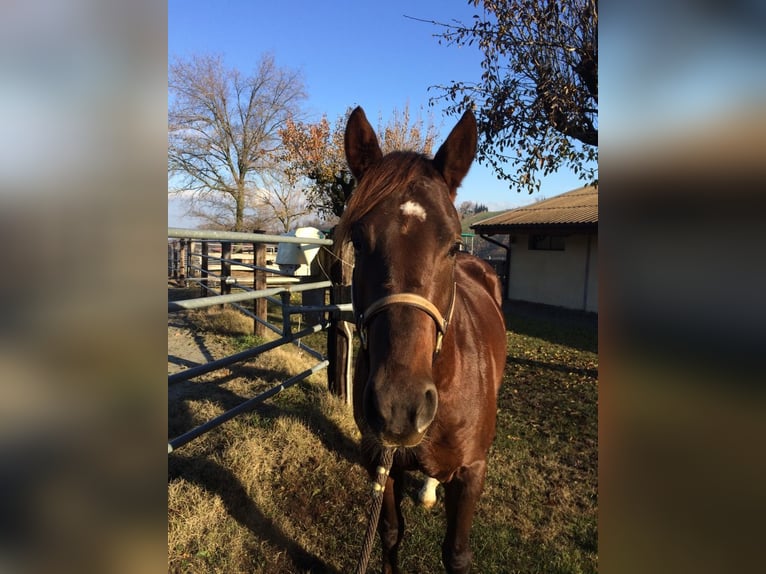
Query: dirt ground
168 310 224 377
167 284 230 374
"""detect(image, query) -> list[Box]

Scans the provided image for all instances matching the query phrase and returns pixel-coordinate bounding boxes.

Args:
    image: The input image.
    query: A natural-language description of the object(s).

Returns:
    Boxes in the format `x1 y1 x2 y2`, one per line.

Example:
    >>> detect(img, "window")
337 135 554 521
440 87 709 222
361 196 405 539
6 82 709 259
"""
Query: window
528 234 565 251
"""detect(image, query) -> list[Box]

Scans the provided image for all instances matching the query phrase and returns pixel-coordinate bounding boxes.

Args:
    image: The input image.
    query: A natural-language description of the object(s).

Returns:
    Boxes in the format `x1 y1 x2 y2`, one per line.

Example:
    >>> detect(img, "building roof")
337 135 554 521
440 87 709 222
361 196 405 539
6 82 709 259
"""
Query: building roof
471 185 597 232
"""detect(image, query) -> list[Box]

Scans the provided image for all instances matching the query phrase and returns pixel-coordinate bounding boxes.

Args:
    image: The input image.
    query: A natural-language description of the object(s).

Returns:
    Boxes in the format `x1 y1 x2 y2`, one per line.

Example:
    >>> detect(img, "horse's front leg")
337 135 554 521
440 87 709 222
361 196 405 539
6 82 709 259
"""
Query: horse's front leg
441 460 487 574
378 469 405 574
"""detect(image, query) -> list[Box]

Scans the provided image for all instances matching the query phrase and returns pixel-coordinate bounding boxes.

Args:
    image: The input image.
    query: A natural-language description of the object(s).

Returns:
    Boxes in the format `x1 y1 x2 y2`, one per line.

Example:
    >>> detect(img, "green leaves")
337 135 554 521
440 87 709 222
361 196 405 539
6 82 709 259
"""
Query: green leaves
426 0 598 194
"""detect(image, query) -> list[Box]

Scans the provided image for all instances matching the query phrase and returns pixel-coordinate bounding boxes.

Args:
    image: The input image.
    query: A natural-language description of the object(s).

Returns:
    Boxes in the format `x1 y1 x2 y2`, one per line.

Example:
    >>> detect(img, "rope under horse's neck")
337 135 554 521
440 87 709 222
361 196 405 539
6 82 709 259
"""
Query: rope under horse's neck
354 447 395 574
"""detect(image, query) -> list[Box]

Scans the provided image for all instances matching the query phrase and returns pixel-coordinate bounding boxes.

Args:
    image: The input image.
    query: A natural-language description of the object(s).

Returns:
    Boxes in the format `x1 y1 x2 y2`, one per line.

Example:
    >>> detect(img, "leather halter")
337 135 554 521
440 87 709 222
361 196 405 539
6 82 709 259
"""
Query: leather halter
356 275 457 356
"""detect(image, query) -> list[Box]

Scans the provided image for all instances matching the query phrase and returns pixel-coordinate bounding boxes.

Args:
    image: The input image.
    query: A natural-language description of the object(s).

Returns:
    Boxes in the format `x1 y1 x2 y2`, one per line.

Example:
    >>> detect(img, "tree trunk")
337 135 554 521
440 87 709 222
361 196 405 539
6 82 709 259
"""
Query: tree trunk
235 186 245 231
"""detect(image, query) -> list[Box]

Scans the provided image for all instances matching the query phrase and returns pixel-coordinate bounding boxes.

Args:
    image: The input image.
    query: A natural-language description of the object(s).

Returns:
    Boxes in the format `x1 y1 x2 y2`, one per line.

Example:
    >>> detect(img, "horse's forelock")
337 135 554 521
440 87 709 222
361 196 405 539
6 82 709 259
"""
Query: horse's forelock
335 152 428 252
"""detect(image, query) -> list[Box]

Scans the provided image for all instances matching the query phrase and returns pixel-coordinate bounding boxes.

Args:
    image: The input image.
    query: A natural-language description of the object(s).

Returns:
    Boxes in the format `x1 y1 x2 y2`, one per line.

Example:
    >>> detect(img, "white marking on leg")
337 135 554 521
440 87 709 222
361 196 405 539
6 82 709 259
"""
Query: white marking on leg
400 200 427 222
419 476 440 509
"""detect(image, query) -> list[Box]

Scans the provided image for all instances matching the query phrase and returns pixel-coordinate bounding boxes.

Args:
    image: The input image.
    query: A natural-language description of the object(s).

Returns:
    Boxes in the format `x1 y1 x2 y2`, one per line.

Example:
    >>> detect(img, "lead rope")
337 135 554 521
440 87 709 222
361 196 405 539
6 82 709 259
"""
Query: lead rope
354 447 395 574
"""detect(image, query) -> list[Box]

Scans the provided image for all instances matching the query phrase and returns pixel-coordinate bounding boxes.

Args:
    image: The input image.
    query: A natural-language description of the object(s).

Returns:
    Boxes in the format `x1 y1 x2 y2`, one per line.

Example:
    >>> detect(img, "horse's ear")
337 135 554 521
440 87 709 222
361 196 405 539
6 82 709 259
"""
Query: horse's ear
345 106 383 182
433 110 477 200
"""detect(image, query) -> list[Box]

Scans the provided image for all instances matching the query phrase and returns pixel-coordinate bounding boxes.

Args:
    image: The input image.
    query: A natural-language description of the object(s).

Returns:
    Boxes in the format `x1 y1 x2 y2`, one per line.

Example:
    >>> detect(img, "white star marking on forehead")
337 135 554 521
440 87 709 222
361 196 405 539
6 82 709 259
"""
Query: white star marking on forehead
400 200 427 222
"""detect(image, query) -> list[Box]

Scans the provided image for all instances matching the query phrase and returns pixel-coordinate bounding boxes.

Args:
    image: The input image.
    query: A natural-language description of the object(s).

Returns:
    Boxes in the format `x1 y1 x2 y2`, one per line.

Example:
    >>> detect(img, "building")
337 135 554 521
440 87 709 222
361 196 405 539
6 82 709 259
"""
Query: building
471 185 597 313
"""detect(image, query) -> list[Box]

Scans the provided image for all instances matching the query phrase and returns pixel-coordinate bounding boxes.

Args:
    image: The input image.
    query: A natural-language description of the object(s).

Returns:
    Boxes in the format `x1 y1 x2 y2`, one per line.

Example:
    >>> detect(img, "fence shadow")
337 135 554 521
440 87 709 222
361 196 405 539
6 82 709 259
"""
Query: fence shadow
169 455 341 574
168 376 361 573
169 367 361 468
505 355 598 379
168 355 201 369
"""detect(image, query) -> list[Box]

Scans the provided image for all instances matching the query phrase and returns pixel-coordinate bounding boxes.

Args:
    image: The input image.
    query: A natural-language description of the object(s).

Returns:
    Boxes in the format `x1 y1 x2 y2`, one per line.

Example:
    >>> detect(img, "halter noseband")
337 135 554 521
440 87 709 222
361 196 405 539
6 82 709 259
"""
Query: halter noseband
356 278 457 356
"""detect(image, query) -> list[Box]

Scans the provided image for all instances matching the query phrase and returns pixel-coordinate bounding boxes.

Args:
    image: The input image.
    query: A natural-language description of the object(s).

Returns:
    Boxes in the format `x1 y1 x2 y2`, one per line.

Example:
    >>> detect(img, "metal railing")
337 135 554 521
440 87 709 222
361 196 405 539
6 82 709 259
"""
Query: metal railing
167 227 352 452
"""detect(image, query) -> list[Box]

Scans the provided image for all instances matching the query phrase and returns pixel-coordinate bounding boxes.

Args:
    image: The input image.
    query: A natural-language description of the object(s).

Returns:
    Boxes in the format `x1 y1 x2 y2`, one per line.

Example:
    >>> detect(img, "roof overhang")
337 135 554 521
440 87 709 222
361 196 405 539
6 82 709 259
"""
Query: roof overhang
472 222 598 236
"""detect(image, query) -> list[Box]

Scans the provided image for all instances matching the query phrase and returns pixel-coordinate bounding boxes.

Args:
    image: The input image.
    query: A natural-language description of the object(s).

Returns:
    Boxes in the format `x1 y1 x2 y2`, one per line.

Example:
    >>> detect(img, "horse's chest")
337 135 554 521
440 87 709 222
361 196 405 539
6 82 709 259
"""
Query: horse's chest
412 431 465 481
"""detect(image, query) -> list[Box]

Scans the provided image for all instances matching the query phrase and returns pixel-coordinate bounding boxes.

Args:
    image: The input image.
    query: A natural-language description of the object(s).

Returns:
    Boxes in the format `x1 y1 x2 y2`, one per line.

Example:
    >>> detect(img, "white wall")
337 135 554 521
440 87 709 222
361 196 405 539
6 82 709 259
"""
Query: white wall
584 234 597 313
507 232 598 312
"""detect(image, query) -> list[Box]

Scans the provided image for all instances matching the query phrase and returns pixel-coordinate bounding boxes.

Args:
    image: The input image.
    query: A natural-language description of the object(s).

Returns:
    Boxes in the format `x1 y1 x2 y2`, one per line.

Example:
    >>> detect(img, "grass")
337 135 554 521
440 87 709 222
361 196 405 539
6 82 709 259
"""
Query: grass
168 302 598 573
188 307 257 337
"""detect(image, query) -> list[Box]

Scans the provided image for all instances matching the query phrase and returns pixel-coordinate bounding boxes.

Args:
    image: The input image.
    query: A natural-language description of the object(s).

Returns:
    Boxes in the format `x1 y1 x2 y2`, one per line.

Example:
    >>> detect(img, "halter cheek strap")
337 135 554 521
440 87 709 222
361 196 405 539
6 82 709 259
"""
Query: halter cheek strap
356 282 457 355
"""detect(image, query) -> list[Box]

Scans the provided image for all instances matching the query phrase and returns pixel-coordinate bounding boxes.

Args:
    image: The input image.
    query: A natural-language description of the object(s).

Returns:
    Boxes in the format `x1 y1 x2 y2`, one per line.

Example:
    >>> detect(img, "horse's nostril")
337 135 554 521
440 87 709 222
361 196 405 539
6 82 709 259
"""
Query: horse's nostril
424 386 437 411
416 384 438 434
364 389 386 435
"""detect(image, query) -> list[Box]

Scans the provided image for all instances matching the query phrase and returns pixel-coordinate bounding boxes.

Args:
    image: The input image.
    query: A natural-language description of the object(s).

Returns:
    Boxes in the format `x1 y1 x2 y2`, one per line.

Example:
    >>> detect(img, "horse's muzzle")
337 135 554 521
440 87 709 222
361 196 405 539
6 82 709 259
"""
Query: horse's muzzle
365 377 438 447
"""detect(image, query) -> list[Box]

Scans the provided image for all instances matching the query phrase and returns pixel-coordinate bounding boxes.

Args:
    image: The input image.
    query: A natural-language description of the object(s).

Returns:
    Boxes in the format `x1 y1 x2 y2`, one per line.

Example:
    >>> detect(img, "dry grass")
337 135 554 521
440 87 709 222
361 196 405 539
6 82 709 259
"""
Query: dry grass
168 305 597 573
168 325 366 573
186 307 256 337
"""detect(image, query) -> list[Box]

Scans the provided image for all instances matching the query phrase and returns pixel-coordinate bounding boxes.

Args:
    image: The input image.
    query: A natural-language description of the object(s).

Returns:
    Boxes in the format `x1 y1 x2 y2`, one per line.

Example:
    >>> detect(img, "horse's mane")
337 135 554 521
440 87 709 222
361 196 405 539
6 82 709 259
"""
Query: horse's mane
335 151 429 252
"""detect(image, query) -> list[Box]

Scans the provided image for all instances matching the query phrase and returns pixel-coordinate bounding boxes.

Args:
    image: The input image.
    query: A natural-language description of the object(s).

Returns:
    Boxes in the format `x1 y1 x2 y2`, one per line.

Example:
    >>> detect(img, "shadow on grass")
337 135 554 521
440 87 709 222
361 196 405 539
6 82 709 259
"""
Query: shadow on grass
169 367 361 467
168 355 201 369
503 300 598 353
168 376 360 572
169 455 341 574
506 355 598 379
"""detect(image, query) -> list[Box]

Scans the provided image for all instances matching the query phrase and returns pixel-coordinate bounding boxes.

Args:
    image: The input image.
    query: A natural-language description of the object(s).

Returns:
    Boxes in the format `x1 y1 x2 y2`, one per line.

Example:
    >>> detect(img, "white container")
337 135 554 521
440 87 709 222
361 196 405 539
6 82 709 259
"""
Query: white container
275 227 325 276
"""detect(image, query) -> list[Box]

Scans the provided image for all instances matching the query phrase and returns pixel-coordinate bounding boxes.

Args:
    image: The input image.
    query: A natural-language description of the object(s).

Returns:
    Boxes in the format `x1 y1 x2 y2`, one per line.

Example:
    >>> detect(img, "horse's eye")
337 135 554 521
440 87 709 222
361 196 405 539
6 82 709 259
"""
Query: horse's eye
449 240 463 257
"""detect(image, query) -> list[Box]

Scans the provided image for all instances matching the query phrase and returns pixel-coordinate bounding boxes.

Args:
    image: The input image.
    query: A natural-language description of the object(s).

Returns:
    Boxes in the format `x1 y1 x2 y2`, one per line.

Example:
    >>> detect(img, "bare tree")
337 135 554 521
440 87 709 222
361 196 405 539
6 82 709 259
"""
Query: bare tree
168 53 306 230
184 189 272 232
256 171 313 233
458 200 476 218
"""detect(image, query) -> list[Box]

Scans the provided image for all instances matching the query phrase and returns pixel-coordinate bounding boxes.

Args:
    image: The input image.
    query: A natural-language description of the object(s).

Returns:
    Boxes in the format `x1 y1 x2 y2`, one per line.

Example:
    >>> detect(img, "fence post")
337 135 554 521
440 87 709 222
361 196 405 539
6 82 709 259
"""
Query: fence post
327 240 354 403
280 291 292 338
201 241 209 296
221 241 232 303
169 243 175 279
178 239 187 285
253 242 267 338
186 240 193 282
186 239 199 278
302 258 324 325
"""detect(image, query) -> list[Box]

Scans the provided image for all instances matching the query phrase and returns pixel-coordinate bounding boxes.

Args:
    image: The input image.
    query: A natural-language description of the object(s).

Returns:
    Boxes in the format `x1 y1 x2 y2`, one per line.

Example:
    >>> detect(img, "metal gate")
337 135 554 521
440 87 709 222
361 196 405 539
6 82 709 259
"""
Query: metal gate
167 227 353 453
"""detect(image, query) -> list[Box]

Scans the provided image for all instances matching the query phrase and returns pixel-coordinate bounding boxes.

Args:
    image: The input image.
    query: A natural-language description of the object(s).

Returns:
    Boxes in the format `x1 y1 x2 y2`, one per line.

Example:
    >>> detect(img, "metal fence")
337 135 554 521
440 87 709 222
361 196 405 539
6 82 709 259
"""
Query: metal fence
167 227 353 453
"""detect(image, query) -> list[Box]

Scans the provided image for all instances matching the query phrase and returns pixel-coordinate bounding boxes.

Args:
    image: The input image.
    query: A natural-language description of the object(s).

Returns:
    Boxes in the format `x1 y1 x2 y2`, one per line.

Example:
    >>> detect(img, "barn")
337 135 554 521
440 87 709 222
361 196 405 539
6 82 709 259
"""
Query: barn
471 185 598 313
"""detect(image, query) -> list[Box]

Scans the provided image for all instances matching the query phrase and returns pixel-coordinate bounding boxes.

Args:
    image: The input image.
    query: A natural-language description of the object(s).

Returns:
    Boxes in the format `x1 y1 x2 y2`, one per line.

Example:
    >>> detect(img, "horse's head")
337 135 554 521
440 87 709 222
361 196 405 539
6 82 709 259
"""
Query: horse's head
339 106 477 447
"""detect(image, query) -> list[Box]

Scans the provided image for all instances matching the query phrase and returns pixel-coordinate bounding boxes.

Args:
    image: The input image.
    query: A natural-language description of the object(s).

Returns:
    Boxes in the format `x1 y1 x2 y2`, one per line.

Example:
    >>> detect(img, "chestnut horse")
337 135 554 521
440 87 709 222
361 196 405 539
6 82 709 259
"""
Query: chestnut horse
337 107 507 574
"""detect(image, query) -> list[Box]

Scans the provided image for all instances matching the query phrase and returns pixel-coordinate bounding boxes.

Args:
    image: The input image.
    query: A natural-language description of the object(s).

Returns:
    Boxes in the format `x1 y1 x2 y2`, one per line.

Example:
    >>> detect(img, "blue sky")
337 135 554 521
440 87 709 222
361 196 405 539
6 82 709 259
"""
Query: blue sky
168 0 594 228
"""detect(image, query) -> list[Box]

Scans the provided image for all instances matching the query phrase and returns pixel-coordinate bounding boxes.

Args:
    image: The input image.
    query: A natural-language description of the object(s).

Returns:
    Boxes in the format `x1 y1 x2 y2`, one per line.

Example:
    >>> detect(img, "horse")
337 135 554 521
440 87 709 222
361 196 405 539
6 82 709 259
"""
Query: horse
337 107 507 574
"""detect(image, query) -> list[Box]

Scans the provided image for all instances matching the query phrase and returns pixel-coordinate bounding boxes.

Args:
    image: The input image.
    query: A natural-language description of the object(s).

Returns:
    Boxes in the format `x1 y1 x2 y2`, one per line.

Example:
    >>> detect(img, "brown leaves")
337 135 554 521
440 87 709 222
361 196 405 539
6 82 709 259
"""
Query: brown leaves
278 103 439 218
